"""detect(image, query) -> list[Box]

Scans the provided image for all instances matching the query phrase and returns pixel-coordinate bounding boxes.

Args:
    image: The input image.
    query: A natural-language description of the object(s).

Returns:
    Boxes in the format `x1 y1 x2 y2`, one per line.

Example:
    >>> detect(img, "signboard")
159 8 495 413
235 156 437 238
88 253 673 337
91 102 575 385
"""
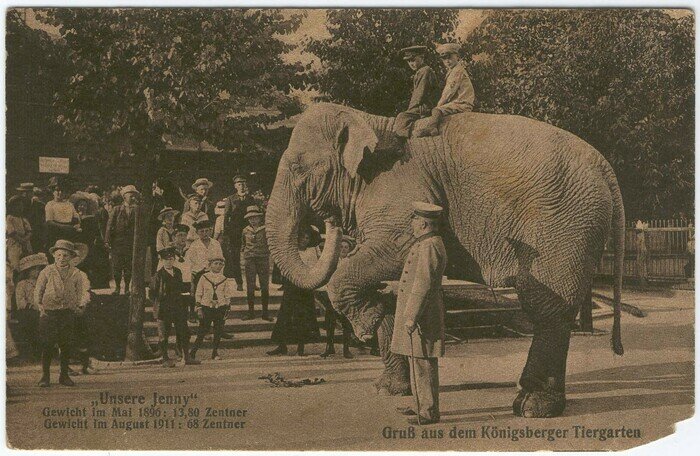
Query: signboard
39 156 70 174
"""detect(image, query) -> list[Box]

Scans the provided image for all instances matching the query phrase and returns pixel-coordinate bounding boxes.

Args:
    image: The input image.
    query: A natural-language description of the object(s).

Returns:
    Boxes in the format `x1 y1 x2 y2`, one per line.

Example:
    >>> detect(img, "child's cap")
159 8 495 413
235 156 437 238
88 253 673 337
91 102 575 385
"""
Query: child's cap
158 247 177 260
193 219 213 230
187 193 203 202
173 224 189 234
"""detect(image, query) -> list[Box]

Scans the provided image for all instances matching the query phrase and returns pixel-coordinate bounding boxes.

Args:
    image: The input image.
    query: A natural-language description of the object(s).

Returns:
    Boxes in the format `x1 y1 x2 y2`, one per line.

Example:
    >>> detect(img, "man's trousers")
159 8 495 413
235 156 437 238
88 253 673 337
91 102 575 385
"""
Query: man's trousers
408 356 440 421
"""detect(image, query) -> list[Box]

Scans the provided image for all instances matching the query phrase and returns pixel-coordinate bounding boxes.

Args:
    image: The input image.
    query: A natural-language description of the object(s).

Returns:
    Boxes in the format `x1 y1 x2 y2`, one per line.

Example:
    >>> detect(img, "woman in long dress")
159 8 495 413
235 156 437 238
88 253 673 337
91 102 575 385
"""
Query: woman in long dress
267 226 321 356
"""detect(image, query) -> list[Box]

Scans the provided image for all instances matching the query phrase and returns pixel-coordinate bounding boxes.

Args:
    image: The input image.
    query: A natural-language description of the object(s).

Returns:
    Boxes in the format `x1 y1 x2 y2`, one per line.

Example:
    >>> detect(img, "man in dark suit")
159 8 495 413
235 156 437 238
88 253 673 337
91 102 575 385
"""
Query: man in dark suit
105 185 139 295
223 175 256 290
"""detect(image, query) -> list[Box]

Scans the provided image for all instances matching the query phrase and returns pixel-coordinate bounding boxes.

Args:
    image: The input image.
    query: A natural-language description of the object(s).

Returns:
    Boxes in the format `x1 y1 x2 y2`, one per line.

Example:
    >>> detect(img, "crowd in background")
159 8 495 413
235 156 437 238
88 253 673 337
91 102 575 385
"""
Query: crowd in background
6 174 366 381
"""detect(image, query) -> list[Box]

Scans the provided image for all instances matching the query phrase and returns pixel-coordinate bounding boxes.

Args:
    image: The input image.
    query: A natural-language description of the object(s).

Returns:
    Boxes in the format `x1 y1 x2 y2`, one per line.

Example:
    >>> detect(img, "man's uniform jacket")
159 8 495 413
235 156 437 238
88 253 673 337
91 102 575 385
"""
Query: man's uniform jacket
390 233 447 359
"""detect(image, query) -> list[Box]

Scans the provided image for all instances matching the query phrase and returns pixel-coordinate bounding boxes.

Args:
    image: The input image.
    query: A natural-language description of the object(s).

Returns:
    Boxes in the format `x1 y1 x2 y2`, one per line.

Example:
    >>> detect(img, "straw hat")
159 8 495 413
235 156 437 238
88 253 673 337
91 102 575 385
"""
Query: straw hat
49 240 78 256
192 178 214 190
19 253 49 272
120 185 140 197
157 207 180 221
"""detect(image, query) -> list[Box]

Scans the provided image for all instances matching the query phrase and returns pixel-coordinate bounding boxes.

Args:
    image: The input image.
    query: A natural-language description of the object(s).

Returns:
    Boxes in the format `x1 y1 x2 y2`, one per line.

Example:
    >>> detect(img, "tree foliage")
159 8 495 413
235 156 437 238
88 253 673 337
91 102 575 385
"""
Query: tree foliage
6 10 70 152
37 8 306 152
464 9 694 219
306 9 459 116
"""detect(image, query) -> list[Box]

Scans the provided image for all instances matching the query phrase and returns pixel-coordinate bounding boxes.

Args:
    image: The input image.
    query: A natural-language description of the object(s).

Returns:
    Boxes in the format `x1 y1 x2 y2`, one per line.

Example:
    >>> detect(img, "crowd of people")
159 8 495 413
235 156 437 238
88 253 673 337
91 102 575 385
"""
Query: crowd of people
5 174 365 386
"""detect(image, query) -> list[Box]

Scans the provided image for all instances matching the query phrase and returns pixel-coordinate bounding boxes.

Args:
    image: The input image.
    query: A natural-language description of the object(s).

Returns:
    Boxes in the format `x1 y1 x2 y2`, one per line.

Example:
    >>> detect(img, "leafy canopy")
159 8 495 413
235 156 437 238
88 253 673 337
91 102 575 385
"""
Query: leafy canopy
306 9 459 116
464 9 694 219
37 8 306 152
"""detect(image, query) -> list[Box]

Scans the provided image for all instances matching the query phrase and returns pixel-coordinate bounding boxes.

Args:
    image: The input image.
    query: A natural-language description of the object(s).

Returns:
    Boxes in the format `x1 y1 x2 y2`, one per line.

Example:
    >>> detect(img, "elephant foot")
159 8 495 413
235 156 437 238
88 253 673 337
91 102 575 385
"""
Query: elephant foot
512 388 566 418
374 371 411 397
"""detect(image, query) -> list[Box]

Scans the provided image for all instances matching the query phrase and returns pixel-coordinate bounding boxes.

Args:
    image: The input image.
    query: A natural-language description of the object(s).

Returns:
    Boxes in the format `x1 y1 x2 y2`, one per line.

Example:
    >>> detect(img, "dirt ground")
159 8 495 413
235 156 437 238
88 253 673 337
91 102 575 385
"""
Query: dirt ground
5 287 694 451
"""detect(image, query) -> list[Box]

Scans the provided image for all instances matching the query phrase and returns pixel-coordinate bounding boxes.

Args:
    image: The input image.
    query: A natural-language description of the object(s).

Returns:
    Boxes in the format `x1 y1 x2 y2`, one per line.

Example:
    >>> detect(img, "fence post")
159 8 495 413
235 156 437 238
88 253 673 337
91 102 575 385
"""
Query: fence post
636 223 648 286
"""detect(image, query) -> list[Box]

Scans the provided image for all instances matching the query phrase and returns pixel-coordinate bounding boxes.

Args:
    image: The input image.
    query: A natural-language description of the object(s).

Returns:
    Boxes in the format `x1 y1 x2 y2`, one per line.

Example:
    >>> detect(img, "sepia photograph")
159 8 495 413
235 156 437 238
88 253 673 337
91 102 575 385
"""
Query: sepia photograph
3 5 695 451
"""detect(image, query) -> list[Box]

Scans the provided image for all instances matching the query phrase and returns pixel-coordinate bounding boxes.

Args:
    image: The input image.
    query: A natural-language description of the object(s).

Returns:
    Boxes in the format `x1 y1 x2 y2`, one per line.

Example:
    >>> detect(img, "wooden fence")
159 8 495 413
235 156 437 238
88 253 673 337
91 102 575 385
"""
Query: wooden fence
597 219 694 283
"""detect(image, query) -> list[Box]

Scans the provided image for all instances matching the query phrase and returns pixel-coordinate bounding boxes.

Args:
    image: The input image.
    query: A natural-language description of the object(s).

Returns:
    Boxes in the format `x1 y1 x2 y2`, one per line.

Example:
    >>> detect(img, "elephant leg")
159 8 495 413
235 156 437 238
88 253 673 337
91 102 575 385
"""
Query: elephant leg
513 323 571 418
327 242 402 341
512 266 582 418
374 313 411 396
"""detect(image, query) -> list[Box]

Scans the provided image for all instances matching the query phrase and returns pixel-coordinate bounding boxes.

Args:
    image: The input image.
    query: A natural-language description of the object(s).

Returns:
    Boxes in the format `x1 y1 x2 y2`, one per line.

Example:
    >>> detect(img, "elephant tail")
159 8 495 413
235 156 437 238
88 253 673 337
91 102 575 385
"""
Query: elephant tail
603 164 625 356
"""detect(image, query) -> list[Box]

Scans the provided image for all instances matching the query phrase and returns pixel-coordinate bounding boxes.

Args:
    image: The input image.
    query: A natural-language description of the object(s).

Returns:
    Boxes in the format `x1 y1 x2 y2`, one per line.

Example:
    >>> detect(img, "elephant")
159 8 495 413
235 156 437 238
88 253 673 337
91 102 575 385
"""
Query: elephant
266 102 624 418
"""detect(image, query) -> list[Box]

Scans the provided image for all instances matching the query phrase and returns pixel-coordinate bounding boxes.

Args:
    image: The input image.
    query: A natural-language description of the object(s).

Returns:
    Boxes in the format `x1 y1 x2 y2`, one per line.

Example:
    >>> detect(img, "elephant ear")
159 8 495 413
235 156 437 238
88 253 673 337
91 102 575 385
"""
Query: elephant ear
335 111 378 178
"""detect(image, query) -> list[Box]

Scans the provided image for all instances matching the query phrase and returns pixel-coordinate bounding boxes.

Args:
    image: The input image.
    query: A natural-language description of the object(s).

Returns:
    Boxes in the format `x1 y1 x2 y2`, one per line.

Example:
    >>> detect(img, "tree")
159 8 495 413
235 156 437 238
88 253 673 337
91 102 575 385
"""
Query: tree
306 9 459 116
36 8 306 359
463 9 694 219
6 10 71 188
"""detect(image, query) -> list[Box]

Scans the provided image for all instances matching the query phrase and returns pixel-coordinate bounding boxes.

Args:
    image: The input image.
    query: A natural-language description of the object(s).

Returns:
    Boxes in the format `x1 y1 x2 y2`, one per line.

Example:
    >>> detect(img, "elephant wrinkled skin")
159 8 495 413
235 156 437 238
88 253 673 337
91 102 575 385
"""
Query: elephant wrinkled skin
266 102 624 417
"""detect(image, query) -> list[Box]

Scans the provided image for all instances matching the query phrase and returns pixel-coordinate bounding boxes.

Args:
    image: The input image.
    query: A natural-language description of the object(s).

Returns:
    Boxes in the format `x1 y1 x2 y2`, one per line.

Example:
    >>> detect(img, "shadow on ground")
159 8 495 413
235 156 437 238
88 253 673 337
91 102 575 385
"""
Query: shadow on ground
438 361 693 423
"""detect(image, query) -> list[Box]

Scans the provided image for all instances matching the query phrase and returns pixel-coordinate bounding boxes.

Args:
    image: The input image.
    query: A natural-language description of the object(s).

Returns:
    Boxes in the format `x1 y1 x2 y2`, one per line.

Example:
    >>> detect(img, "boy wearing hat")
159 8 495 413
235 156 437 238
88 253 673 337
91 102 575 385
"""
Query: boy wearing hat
155 207 180 269
105 185 140 295
241 206 272 321
151 247 201 367
190 252 236 360
189 178 215 222
391 202 447 424
415 43 475 137
181 194 209 248
34 240 91 387
14 253 49 358
224 175 256 290
394 45 441 138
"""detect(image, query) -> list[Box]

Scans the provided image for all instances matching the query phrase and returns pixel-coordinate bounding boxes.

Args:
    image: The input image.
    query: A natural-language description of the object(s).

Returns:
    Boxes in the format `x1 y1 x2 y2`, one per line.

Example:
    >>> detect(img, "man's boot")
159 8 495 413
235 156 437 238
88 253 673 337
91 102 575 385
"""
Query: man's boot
261 299 273 322
182 340 201 365
320 342 335 358
38 351 51 387
161 340 175 368
80 351 97 374
242 302 255 321
58 352 75 387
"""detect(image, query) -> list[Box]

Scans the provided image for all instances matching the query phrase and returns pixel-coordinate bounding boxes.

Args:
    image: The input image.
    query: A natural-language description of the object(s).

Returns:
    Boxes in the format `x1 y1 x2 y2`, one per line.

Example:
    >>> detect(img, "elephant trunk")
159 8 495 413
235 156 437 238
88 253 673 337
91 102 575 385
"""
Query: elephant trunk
266 165 342 289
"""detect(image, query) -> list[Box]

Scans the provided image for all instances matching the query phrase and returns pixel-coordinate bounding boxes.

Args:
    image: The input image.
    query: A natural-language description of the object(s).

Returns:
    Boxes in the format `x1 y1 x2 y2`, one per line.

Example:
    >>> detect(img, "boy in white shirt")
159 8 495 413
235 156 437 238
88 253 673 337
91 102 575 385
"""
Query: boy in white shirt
184 219 223 322
189 252 235 361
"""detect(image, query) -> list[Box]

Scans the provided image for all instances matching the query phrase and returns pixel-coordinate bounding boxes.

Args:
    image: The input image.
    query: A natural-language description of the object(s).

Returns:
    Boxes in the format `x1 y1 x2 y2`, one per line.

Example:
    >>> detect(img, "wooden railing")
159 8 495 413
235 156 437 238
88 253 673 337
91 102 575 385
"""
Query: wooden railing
597 219 694 283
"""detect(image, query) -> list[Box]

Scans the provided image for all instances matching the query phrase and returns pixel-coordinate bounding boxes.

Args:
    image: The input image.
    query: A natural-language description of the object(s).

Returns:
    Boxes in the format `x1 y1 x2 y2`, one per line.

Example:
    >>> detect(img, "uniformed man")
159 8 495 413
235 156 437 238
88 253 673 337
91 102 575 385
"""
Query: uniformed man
391 202 447 425
223 175 256 290
393 45 441 138
415 43 475 137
